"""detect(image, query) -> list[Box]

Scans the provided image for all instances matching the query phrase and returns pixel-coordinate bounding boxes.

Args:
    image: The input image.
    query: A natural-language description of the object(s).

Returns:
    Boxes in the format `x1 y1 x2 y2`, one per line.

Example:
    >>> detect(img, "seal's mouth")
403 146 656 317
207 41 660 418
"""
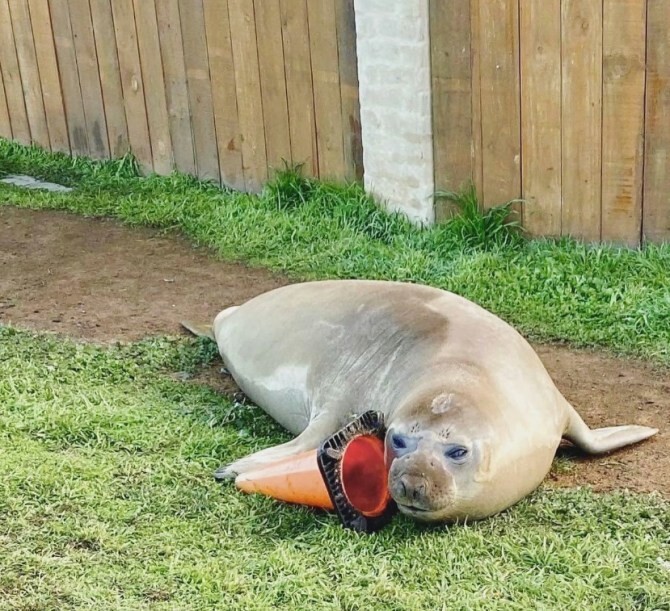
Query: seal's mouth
396 502 450 523
396 503 431 515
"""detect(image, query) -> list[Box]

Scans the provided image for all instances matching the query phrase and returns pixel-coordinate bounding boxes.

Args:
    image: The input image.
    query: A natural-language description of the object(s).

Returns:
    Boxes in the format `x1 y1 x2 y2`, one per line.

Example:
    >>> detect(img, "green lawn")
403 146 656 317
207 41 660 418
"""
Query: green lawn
1 328 668 610
1 141 669 609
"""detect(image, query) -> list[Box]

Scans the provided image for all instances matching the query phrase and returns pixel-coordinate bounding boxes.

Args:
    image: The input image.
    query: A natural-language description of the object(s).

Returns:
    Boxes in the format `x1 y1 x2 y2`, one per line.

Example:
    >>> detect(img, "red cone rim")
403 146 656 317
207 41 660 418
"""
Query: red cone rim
340 435 389 517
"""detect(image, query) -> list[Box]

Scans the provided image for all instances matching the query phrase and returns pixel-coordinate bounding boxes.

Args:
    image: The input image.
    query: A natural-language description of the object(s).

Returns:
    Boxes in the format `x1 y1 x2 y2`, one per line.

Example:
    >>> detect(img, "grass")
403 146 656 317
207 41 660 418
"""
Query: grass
434 183 524 250
1 141 669 608
1 140 668 366
1 327 669 610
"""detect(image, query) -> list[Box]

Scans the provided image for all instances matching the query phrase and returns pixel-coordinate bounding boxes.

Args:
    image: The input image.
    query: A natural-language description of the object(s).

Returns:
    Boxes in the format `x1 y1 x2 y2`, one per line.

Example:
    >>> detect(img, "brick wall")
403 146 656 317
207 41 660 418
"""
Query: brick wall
354 0 434 224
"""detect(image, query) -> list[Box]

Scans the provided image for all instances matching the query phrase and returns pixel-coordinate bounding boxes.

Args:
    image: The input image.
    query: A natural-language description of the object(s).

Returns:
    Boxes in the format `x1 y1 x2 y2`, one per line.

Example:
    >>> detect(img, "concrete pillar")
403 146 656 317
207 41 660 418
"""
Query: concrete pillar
353 0 434 224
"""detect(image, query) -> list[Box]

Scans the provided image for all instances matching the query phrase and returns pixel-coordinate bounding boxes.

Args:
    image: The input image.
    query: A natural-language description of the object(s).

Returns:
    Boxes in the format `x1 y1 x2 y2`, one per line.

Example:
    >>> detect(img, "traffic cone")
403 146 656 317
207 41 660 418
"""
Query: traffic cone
234 411 397 532
235 449 334 509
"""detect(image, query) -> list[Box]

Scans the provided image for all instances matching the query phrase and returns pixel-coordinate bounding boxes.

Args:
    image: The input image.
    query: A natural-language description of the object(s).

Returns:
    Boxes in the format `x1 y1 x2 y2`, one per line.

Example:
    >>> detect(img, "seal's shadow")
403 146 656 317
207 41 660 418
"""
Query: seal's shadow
225 493 443 541
554 440 602 465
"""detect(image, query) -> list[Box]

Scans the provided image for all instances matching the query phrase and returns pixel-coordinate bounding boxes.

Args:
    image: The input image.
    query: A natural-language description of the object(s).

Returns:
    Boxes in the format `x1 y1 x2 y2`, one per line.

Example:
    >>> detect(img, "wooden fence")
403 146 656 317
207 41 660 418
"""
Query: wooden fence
0 0 362 192
431 0 670 245
1 0 669 245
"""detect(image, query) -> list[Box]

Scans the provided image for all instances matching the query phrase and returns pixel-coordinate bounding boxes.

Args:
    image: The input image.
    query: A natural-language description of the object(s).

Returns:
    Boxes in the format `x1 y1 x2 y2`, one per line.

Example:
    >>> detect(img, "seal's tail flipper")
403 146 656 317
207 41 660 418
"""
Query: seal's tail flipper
182 307 240 341
563 401 658 455
181 320 215 341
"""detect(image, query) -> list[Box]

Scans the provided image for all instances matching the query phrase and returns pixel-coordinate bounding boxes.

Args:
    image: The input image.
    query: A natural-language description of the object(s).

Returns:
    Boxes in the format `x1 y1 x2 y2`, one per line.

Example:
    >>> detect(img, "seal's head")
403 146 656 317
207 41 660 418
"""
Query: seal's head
385 385 557 523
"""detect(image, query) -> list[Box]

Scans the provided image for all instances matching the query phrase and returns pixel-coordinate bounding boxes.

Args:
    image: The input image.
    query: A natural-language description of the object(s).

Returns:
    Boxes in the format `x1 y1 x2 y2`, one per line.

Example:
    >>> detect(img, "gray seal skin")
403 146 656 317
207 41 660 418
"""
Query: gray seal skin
184 280 658 522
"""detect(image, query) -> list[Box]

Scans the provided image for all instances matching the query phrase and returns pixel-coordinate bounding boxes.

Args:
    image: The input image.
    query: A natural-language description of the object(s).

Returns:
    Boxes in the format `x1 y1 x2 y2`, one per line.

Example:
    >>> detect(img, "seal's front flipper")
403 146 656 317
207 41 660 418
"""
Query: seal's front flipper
215 439 314 482
564 403 658 455
213 439 310 482
214 412 341 481
181 320 215 340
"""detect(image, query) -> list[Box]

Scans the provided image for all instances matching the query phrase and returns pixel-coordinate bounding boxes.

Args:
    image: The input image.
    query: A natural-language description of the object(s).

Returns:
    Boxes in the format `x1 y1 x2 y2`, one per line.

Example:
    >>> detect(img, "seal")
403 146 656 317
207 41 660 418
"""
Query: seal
183 280 658 522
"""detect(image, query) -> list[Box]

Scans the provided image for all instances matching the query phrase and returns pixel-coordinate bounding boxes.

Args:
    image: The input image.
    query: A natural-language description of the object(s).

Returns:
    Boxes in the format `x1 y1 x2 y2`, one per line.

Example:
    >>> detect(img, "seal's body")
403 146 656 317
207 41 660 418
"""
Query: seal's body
185 280 657 522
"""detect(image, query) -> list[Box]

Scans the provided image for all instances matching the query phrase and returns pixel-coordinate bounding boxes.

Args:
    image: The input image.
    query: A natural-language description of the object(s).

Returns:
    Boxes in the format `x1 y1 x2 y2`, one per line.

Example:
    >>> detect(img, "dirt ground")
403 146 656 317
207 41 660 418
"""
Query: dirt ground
1 206 668 496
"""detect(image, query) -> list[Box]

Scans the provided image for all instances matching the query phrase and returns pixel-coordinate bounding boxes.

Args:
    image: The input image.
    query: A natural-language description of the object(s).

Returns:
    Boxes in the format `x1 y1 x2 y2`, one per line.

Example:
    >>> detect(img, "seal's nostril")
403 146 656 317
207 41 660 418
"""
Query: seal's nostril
413 483 426 501
399 480 407 498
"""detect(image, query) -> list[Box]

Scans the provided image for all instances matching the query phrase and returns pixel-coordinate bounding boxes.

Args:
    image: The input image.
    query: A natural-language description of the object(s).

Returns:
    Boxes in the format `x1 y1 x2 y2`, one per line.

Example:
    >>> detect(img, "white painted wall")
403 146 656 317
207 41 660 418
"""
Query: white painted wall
353 0 434 224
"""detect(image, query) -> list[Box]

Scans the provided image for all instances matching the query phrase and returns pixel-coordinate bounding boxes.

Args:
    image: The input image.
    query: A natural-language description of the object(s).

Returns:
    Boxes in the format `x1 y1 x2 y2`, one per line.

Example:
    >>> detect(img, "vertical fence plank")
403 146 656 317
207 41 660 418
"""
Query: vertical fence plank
228 0 267 190
203 0 244 190
90 0 129 158
155 0 195 175
68 0 109 157
469 0 483 198
254 0 291 176
430 0 473 221
9 0 49 147
28 0 69 152
0 65 11 139
0 0 31 144
601 0 646 245
280 0 317 176
477 0 521 211
49 0 87 153
132 0 173 174
307 0 345 179
643 0 670 243
561 0 603 241
178 0 219 181
335 0 362 182
111 0 153 172
519 0 561 236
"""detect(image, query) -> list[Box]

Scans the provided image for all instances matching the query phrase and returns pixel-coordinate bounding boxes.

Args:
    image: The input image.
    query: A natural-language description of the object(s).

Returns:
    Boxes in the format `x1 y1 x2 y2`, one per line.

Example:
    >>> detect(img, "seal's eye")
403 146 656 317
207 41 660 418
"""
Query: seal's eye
391 434 407 450
445 446 468 461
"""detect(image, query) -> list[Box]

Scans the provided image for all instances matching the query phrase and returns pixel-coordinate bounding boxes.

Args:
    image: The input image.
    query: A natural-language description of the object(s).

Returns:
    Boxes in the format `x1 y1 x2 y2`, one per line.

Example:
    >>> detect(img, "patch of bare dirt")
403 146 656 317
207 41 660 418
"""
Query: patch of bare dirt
1 206 667 496
0 206 288 341
534 344 669 495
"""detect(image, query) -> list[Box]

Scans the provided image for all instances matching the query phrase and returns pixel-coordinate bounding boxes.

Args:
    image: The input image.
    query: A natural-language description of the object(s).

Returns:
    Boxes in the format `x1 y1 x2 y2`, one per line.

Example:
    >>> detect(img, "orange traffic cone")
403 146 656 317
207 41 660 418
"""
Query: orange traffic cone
235 449 334 509
234 411 397 532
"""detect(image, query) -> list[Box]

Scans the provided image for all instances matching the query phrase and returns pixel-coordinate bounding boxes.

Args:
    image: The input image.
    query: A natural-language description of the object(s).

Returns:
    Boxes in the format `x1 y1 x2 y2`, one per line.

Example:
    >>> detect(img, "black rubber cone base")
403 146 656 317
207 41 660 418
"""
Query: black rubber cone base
317 410 397 533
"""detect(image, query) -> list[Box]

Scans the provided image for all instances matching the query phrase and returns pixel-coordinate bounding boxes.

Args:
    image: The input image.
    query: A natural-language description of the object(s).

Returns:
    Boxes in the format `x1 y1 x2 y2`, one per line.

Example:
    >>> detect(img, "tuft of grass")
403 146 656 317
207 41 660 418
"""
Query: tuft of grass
435 183 524 250
1 139 669 366
262 162 316 211
1 327 669 610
